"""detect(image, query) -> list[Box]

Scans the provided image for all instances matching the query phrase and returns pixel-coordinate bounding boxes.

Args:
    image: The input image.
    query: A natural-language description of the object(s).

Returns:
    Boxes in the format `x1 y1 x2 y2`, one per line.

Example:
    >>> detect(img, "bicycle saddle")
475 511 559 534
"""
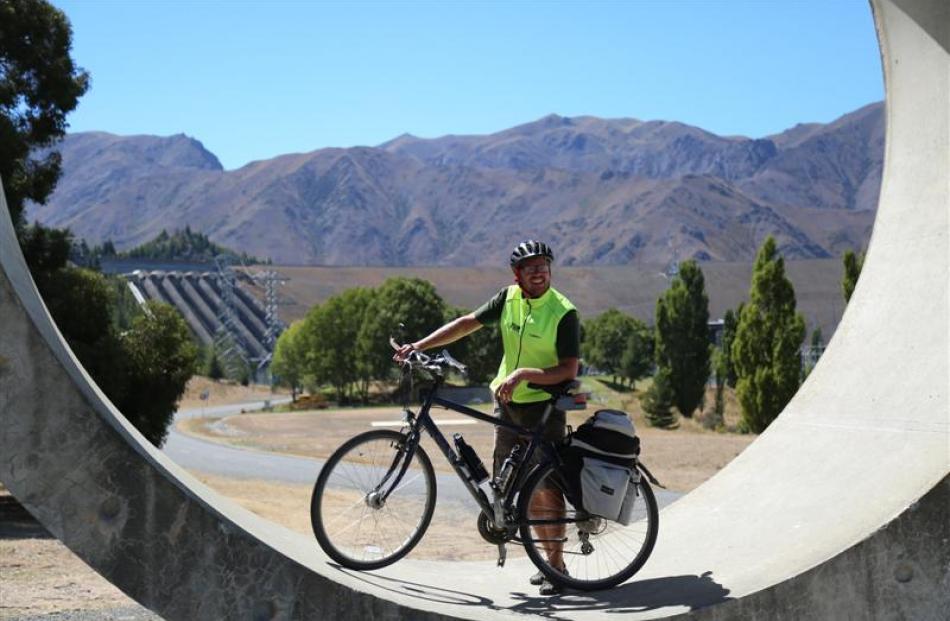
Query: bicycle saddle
526 379 581 397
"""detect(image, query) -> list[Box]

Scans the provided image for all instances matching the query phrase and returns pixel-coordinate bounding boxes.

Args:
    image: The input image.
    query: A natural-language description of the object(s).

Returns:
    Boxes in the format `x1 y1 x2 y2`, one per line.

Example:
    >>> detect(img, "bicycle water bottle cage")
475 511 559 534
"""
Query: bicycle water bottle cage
454 434 489 484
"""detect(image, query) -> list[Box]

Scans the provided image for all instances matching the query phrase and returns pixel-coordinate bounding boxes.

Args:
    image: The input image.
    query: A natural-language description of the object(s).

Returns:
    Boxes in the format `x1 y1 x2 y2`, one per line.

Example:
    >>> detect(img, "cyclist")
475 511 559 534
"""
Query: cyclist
394 240 580 595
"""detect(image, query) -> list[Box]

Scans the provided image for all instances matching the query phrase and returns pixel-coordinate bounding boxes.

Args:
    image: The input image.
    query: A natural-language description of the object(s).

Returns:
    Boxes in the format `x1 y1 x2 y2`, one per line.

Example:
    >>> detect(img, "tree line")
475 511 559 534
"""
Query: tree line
638 237 862 433
272 236 863 435
271 278 503 404
72 227 270 268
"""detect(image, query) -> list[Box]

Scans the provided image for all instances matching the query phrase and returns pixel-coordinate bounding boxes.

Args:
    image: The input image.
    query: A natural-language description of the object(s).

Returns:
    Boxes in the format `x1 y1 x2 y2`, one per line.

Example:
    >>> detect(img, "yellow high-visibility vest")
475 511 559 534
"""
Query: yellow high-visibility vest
490 285 575 404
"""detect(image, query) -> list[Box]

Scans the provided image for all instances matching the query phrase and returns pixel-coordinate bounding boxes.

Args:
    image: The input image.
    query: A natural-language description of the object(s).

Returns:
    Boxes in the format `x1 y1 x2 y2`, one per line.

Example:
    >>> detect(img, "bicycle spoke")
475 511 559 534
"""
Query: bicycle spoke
519 464 658 590
313 430 435 570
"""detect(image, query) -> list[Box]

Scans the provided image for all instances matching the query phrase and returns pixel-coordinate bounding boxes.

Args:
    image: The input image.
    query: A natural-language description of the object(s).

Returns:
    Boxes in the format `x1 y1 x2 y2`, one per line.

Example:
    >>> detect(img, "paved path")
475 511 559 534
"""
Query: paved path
164 402 682 510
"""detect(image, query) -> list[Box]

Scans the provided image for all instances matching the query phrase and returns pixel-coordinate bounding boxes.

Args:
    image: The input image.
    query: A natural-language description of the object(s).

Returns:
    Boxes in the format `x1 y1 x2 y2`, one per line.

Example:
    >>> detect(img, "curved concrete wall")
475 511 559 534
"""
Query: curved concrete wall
0 0 947 618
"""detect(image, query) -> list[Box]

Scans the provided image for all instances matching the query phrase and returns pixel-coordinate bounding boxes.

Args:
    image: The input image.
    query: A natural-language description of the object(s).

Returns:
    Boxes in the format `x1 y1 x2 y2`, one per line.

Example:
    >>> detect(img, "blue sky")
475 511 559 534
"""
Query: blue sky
56 1 883 171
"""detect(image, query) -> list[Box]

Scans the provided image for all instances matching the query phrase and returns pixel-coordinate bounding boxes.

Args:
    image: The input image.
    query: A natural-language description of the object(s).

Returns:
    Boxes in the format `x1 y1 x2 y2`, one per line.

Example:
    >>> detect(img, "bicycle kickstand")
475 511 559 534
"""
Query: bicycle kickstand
496 543 507 567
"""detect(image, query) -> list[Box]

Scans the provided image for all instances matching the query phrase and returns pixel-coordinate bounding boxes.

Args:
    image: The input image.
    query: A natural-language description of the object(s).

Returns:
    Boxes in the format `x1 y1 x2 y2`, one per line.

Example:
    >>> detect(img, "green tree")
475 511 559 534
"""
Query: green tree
732 237 806 433
357 278 446 385
639 367 677 429
654 260 711 418
720 306 741 388
302 287 375 403
706 347 727 430
35 266 197 446
842 249 864 303
619 318 653 387
118 302 198 446
1 0 89 228
18 222 72 275
37 266 128 399
205 349 224 381
463 321 503 385
441 307 502 385
271 321 305 400
583 309 648 386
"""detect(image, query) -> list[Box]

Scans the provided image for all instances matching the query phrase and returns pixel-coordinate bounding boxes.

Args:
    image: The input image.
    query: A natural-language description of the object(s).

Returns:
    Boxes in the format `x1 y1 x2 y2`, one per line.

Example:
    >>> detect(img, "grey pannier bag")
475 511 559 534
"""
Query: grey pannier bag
560 409 641 524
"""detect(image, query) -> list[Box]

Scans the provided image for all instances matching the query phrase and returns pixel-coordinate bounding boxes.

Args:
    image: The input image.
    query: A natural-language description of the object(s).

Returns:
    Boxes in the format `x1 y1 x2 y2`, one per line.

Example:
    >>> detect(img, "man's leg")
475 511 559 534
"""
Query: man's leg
532 406 567 576
530 485 566 571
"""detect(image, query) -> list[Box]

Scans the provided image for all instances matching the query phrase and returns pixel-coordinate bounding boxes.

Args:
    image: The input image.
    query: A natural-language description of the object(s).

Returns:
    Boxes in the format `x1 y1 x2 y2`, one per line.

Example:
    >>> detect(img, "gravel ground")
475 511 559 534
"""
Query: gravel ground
0 496 162 621
6 607 162 621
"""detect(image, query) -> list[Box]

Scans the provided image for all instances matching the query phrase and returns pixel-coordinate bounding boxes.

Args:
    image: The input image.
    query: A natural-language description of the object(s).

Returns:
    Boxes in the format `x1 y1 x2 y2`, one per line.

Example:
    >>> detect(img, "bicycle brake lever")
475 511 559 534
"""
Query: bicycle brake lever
440 350 468 376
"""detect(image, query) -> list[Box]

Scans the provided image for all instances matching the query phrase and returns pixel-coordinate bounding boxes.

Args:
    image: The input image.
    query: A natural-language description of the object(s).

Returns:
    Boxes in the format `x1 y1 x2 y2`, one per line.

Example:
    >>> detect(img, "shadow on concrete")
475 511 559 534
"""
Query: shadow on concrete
0 492 51 539
504 571 732 619
335 564 730 619
334 564 497 608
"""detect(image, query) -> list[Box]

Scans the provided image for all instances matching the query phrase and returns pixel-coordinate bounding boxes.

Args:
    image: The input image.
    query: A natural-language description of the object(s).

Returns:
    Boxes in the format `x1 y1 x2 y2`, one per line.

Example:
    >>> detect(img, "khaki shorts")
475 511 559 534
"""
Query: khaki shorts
492 399 566 477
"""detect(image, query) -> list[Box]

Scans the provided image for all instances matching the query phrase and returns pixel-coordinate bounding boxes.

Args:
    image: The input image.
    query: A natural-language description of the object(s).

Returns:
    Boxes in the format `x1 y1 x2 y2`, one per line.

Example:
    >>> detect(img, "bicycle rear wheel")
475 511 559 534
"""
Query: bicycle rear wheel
518 462 658 591
311 429 436 570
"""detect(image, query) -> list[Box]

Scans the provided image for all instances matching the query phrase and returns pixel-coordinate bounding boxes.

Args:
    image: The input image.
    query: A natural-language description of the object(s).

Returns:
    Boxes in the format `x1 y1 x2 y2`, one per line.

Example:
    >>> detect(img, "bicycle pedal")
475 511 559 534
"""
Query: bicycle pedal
496 544 507 567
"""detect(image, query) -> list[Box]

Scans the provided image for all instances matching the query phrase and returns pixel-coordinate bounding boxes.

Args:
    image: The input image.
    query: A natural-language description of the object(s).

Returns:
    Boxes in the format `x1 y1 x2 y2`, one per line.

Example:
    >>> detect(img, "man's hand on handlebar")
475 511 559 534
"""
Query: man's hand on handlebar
392 342 418 363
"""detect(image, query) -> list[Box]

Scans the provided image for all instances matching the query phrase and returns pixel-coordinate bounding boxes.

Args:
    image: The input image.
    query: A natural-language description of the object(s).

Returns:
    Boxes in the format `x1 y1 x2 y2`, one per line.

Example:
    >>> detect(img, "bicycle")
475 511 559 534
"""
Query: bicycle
310 346 660 591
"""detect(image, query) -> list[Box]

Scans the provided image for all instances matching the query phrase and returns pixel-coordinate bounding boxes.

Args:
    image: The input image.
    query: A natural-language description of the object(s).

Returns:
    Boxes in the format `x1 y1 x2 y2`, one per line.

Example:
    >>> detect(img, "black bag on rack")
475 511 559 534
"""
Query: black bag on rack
559 409 640 523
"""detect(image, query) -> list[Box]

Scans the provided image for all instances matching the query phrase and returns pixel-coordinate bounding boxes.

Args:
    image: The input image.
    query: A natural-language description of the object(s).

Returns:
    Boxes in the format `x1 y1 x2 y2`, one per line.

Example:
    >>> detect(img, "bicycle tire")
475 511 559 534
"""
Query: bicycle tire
517 461 658 591
311 429 437 570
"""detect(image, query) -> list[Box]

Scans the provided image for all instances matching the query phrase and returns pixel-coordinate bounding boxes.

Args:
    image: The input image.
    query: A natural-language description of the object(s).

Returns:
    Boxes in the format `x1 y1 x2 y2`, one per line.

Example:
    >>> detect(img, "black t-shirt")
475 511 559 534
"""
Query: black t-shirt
474 288 580 359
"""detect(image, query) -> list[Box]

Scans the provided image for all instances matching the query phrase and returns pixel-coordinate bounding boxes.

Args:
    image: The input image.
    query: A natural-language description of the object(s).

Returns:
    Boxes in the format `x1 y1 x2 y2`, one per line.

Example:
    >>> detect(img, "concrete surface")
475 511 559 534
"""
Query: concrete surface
1 0 948 619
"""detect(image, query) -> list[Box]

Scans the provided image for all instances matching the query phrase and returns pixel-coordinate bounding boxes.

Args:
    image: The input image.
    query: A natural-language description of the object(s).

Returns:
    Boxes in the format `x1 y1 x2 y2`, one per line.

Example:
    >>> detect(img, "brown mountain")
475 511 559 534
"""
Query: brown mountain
25 103 882 266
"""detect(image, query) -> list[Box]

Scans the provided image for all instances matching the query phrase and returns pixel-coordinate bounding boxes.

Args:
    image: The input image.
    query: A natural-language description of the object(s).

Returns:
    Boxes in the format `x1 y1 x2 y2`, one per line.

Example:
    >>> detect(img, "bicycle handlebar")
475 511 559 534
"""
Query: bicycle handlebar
389 337 578 398
390 337 468 378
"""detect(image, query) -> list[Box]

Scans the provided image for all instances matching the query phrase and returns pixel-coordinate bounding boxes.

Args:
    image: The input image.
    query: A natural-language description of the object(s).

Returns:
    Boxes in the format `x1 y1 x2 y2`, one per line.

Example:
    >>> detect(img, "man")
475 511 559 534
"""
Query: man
393 240 580 595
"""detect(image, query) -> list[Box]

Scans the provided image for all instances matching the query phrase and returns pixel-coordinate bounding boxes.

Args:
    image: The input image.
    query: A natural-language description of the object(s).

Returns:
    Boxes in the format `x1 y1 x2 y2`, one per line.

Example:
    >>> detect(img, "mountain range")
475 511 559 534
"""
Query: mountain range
26 102 884 266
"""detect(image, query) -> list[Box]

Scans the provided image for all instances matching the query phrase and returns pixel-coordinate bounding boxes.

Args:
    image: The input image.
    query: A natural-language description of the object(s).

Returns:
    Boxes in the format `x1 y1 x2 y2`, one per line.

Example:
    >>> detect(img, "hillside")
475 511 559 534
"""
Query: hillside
26 103 882 266
256 259 847 339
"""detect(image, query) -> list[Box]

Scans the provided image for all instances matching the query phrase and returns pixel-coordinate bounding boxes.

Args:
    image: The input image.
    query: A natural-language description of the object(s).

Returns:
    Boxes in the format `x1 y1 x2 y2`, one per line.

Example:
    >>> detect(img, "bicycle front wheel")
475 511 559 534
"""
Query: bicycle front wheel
518 462 658 591
311 429 436 570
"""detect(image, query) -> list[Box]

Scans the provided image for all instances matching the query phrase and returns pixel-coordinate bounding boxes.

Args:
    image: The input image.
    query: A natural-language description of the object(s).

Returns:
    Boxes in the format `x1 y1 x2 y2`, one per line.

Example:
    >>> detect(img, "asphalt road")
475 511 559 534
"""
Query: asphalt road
163 401 682 510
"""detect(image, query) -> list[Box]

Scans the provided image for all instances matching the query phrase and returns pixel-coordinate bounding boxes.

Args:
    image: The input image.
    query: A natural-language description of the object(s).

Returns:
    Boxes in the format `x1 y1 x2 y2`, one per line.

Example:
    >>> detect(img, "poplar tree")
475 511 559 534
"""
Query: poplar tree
732 237 806 433
654 260 711 417
721 306 741 388
708 347 727 430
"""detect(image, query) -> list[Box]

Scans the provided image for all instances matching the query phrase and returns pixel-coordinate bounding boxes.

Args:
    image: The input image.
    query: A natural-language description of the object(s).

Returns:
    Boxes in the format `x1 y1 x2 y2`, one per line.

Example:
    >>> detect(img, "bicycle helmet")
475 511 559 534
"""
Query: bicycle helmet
510 240 554 267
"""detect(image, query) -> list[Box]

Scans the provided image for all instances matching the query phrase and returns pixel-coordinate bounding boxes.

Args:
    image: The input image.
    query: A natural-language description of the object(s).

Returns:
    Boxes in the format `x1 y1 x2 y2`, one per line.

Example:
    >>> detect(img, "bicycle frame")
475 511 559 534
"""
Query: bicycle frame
382 375 561 527
313 352 660 586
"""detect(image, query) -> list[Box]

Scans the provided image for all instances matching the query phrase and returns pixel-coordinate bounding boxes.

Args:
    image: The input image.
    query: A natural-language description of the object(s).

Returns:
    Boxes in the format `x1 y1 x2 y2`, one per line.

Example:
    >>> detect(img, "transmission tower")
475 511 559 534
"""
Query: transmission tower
213 256 251 378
